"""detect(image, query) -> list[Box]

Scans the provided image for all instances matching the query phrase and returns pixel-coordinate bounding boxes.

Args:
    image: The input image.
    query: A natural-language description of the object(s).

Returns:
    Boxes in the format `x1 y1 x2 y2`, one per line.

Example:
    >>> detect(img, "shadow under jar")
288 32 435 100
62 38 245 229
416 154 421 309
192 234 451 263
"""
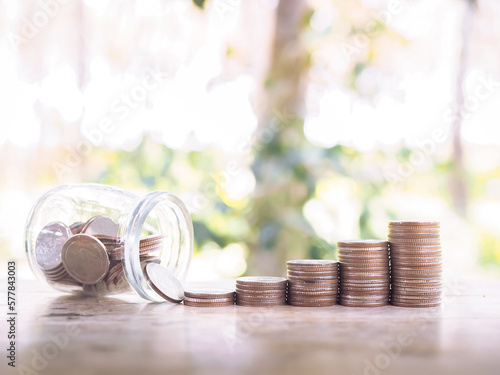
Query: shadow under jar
25 183 193 302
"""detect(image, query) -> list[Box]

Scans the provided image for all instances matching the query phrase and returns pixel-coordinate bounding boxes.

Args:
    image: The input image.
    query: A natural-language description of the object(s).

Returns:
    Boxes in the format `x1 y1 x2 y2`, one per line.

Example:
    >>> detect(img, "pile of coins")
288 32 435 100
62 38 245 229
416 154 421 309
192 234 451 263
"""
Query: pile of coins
35 216 166 294
338 240 390 307
389 221 442 307
235 277 287 306
34 215 443 308
286 260 338 307
184 288 235 307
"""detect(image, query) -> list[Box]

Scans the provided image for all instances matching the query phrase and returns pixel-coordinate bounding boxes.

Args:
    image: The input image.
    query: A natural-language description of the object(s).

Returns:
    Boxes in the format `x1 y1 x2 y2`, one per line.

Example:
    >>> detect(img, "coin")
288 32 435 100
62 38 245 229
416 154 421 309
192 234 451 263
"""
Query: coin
340 287 388 294
287 274 338 281
236 276 287 288
339 264 389 271
389 221 439 226
340 301 389 307
144 263 184 303
184 296 235 304
35 222 72 271
104 262 123 285
82 215 119 237
338 239 388 246
184 288 235 299
287 277 338 285
288 289 337 297
288 284 338 292
236 299 286 306
388 227 440 233
61 234 110 284
69 222 85 235
184 300 235 307
288 299 336 307
390 300 441 308
236 295 286 304
287 269 338 277
236 285 286 295
339 252 389 258
287 259 337 267
389 248 442 254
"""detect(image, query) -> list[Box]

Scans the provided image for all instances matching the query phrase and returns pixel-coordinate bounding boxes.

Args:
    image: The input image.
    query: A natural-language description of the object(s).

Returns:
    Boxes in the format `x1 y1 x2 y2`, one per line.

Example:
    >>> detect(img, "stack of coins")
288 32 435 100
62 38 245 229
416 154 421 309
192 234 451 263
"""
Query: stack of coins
286 260 338 307
236 277 287 306
389 221 442 307
184 288 235 307
338 240 390 307
35 222 81 286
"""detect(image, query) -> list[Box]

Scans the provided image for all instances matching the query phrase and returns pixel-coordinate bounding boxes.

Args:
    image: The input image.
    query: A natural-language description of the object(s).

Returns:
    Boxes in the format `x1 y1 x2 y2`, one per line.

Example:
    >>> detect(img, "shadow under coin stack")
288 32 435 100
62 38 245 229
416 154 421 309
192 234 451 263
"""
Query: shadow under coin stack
236 277 287 306
338 240 390 307
183 288 235 307
388 221 442 307
286 260 338 307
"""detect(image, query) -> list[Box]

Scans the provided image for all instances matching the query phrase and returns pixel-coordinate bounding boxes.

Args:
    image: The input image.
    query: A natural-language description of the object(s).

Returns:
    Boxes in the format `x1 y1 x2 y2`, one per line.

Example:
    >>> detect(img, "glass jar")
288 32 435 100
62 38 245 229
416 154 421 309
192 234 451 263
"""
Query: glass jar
25 183 193 302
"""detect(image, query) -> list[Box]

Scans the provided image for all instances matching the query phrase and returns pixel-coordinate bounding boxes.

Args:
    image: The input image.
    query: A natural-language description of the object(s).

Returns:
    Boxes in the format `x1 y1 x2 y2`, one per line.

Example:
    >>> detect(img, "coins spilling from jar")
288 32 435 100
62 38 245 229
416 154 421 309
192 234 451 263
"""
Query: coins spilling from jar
144 263 184 303
286 260 338 307
338 240 390 307
184 288 235 307
236 277 287 306
389 221 442 307
34 216 167 294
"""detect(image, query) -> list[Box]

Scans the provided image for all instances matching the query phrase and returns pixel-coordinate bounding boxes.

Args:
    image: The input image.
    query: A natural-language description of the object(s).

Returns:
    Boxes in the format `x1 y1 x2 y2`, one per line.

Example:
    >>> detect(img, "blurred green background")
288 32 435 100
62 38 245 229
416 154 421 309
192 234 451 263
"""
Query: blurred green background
1 0 499 281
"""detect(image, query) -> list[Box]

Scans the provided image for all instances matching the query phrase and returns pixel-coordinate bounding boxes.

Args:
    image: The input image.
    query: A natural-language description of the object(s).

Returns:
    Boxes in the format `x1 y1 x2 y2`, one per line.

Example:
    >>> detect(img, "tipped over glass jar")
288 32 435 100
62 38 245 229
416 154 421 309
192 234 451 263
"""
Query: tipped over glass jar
25 183 193 302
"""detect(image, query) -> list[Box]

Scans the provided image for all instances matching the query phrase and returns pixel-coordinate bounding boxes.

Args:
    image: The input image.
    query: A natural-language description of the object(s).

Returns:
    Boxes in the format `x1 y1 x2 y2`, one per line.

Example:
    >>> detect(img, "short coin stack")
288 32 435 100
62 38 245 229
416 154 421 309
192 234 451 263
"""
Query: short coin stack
338 240 390 307
389 221 442 307
184 288 235 307
236 277 287 306
287 260 338 307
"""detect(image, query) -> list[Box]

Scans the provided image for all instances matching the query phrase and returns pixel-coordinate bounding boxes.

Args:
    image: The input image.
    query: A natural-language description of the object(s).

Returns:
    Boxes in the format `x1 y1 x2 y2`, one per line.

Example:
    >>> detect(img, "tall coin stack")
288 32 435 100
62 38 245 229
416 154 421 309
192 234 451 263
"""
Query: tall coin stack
236 277 287 306
388 221 442 307
286 260 338 307
338 240 390 307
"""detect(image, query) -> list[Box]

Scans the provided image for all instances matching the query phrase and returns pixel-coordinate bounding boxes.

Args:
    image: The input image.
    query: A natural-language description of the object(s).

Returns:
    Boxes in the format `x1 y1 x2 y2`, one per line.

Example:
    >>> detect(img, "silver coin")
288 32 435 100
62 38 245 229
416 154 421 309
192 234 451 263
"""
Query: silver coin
286 260 337 267
61 234 110 284
35 222 72 271
144 263 184 303
69 222 85 235
184 288 235 299
82 215 119 237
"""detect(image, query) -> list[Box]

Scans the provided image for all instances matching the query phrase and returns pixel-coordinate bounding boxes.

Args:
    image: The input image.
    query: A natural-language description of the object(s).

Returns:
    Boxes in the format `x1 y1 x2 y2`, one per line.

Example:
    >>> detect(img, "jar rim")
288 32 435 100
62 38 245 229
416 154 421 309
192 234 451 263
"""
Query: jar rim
123 191 193 302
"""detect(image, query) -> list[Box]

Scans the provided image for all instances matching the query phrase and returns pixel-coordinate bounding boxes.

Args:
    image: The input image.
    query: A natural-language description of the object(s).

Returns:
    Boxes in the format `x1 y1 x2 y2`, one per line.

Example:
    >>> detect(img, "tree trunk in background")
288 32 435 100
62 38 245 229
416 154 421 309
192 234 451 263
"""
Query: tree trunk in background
248 0 315 276
450 0 476 215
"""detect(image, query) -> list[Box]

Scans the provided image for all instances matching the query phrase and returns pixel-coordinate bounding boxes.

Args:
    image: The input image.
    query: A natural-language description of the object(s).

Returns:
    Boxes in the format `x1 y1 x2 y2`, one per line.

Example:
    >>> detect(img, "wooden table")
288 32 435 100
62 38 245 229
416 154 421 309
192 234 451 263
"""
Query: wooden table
4 278 500 375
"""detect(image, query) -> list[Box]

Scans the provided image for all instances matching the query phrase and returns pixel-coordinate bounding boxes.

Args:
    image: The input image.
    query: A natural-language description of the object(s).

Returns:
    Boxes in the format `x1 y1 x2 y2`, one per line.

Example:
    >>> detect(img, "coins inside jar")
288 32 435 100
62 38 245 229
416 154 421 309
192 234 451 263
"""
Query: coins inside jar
34 215 173 298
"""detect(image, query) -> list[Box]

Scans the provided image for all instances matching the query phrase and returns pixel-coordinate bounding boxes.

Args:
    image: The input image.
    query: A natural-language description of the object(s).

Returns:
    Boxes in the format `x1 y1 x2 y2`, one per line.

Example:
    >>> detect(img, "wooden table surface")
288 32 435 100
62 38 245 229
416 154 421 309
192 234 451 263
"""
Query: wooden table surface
3 277 500 375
